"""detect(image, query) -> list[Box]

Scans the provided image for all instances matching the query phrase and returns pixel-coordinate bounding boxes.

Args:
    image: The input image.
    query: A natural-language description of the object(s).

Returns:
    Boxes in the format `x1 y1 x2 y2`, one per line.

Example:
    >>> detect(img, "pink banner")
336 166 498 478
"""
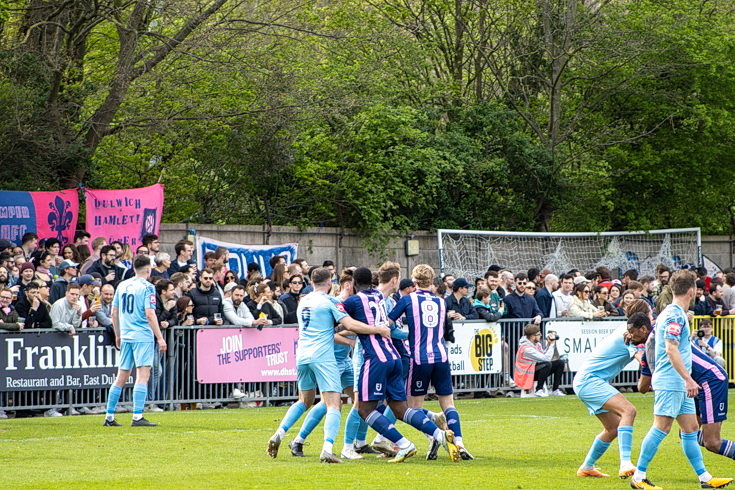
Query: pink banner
196 327 299 383
32 189 79 245
84 184 164 246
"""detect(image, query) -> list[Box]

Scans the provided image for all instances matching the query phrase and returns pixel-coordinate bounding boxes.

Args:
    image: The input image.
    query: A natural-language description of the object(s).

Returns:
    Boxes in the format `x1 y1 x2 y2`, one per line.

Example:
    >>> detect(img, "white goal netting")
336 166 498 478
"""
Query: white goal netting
438 229 701 280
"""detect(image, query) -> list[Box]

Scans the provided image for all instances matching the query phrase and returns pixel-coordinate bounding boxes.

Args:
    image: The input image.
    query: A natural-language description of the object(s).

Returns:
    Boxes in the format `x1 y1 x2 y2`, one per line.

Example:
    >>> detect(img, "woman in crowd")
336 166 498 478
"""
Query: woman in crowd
609 283 623 306
247 282 282 325
175 296 196 326
568 282 606 319
591 285 617 316
77 244 91 264
61 243 81 264
269 263 288 292
44 238 62 276
525 280 537 297
224 270 238 287
150 252 171 279
616 290 636 316
33 252 54 287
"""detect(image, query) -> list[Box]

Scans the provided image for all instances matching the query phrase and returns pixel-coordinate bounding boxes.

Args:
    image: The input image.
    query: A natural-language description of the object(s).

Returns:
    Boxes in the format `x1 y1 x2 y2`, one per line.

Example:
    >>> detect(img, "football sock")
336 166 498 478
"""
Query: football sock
279 401 307 433
132 384 147 419
356 418 369 442
444 407 462 438
298 401 327 440
718 440 735 459
106 384 122 417
618 425 633 464
323 407 341 449
681 431 708 479
343 406 361 444
404 407 440 438
365 410 403 444
582 436 611 470
636 426 667 475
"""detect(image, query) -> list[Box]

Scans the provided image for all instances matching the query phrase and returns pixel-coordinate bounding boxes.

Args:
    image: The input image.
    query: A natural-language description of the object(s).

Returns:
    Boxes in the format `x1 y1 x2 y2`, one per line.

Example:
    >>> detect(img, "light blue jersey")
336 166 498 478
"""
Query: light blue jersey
652 303 691 392
329 295 354 363
112 276 156 343
296 291 348 364
575 325 639 382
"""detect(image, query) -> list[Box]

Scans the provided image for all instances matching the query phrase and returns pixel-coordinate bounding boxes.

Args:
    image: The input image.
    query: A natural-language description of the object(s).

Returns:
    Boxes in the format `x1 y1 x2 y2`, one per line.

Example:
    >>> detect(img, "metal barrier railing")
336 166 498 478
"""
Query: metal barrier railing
691 315 735 383
0 316 652 411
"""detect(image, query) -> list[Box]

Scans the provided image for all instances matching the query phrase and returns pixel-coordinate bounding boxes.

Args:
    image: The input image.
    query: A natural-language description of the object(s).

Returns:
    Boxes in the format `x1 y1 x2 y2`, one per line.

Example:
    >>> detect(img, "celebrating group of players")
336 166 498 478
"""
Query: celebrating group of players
266 263 471 464
574 269 735 490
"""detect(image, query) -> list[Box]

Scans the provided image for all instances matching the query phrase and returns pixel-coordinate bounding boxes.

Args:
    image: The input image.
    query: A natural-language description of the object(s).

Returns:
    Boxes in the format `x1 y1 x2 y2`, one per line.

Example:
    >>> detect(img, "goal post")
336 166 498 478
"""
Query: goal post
437 228 702 281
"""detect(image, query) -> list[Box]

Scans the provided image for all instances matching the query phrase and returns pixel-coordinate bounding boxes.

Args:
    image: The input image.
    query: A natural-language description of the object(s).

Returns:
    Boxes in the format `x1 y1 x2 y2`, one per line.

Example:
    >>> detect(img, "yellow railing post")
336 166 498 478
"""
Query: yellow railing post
694 314 735 383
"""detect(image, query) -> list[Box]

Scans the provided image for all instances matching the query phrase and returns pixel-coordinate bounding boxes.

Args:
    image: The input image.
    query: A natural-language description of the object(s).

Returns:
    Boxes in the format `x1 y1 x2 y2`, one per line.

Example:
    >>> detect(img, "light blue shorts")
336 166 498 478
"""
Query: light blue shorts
573 374 619 415
339 359 355 390
297 360 341 393
654 389 696 418
119 341 155 370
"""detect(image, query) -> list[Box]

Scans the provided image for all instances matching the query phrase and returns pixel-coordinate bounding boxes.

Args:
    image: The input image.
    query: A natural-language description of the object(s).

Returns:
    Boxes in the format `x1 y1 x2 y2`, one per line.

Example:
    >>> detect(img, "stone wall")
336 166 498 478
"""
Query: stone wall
159 223 735 275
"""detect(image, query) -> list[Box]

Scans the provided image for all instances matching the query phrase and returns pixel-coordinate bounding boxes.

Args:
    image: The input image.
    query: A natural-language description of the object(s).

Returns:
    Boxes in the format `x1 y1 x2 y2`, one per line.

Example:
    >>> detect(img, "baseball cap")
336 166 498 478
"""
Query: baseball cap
77 274 101 286
399 278 415 290
573 276 590 286
453 277 471 289
224 282 238 293
0 239 14 251
59 259 79 270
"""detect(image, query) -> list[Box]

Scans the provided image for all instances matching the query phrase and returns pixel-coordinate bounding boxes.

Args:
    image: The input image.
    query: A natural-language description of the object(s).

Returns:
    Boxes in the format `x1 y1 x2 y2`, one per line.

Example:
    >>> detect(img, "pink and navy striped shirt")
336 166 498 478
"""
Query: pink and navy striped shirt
388 289 447 365
343 289 399 363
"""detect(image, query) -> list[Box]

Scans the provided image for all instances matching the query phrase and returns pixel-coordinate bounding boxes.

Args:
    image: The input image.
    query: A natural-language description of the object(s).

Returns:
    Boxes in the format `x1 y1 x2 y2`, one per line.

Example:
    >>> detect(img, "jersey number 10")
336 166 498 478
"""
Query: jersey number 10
120 293 136 314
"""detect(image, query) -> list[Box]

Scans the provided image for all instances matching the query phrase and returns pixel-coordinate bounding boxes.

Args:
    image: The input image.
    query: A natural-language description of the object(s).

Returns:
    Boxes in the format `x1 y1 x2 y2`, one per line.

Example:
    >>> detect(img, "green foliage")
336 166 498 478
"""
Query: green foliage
1 0 735 238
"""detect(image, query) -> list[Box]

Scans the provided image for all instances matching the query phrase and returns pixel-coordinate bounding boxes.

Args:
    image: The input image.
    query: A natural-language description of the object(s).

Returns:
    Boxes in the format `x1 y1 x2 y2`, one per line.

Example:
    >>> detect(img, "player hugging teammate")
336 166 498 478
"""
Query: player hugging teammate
267 264 472 463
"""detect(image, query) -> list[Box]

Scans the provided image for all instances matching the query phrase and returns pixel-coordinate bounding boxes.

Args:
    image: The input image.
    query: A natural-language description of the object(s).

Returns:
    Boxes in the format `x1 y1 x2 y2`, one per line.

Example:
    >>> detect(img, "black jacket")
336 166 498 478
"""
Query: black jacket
186 285 224 324
49 277 69 304
475 304 501 322
14 297 52 329
156 294 178 327
445 294 479 320
87 259 125 288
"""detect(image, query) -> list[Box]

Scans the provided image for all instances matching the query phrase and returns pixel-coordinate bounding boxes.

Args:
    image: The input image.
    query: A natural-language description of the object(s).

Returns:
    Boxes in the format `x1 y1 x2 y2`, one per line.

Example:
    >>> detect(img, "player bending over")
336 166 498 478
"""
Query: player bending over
573 312 652 478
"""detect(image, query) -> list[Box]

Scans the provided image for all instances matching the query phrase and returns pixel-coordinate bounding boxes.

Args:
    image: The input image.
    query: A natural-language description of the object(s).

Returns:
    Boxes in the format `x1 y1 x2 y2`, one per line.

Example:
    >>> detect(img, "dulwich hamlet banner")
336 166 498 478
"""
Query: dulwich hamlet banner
84 184 164 247
0 189 78 245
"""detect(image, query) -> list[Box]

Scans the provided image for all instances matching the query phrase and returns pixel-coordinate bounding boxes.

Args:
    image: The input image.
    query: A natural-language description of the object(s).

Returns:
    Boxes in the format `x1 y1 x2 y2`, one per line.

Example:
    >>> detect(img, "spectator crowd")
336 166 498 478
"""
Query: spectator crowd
1 230 732 414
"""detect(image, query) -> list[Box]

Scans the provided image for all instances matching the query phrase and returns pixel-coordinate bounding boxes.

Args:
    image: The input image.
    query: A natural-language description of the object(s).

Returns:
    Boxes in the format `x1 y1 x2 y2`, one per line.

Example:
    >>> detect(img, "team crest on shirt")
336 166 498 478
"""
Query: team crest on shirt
667 322 681 336
336 303 346 313
376 383 382 391
417 381 423 388
150 294 157 305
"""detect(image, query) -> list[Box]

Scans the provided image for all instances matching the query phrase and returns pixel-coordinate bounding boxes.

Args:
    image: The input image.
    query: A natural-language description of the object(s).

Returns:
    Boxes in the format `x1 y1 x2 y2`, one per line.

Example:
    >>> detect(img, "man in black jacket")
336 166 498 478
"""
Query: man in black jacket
14 281 51 328
49 259 78 304
187 268 224 325
444 277 479 321
87 245 124 288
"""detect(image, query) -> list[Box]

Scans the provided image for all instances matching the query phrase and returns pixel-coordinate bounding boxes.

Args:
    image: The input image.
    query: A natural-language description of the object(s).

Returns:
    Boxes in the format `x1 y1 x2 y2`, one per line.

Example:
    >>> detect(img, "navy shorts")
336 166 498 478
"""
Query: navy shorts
407 361 453 397
696 379 728 424
357 357 406 402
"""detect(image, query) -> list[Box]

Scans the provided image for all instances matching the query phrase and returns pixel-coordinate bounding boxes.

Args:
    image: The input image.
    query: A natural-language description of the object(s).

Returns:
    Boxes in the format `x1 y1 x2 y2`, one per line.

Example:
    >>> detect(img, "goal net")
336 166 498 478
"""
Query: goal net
437 228 701 280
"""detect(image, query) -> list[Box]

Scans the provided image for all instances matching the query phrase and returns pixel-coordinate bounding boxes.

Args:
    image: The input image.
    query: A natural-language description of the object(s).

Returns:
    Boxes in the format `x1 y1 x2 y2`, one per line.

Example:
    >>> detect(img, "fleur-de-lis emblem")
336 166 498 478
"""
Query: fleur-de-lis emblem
48 196 73 244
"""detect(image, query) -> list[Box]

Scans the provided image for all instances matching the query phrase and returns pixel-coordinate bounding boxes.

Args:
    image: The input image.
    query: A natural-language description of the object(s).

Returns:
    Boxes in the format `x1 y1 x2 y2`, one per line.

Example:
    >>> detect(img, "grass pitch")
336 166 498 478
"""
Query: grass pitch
2 393 735 489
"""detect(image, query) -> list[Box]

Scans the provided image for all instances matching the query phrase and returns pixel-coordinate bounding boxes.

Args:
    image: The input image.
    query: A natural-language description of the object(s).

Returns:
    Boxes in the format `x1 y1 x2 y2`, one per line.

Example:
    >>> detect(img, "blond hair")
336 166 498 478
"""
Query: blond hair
412 264 435 288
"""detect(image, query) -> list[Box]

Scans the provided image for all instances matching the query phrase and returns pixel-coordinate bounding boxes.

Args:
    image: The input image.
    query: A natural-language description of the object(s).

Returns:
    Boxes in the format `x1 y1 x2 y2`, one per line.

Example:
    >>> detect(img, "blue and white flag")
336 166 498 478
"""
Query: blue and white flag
195 235 298 279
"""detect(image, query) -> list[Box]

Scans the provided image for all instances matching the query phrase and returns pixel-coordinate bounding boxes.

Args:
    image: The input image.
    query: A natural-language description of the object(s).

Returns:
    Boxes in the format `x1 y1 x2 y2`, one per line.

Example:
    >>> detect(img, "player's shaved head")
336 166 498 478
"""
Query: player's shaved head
311 267 332 287
627 312 651 331
353 267 373 291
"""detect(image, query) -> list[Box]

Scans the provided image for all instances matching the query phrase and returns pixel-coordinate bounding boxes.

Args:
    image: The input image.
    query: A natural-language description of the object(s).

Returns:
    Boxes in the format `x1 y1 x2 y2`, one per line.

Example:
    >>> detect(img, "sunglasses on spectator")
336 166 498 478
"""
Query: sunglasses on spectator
291 280 303 285
583 289 590 293
599 290 608 294
526 286 536 290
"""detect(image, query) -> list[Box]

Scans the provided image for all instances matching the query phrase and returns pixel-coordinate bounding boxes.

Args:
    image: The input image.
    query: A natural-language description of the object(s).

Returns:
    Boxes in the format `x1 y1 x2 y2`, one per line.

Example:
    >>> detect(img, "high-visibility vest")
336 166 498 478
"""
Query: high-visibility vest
513 344 537 390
